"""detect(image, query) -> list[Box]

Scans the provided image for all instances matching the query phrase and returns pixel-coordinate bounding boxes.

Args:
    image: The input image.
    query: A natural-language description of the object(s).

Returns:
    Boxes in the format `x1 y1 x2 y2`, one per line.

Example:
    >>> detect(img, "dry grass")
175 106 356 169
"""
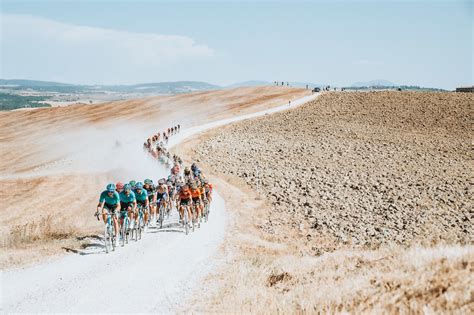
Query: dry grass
194 243 473 314
1 215 79 248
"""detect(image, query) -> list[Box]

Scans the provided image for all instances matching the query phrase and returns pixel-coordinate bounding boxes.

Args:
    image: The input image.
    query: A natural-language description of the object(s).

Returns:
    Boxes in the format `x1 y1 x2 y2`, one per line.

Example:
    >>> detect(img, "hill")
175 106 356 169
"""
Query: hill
0 79 220 94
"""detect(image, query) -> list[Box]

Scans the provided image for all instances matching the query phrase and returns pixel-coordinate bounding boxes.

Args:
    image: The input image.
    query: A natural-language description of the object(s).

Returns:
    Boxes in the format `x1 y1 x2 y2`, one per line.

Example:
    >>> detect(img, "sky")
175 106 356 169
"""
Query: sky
0 0 472 89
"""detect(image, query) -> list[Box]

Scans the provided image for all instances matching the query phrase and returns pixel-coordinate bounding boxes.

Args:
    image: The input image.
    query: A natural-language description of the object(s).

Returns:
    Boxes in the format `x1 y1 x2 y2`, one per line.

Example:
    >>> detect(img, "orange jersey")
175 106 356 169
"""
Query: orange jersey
190 188 201 198
179 189 192 200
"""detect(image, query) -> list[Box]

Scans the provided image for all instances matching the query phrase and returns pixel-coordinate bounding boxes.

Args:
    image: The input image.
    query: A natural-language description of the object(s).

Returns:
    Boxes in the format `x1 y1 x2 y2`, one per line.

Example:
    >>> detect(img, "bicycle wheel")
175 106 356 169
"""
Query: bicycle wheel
138 217 142 240
104 223 110 254
120 221 125 247
159 205 164 229
125 218 130 244
184 208 189 235
111 223 116 251
191 206 195 232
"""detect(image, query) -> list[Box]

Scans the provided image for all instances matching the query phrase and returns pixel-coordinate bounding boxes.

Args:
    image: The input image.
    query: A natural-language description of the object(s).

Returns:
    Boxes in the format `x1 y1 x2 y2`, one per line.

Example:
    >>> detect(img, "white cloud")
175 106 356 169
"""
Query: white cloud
0 14 215 83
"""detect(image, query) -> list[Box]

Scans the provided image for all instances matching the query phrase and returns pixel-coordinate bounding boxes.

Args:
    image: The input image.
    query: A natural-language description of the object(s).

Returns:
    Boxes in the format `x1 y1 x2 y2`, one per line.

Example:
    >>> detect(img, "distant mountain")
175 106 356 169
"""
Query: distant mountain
97 81 220 94
351 79 397 87
0 79 74 87
0 79 220 94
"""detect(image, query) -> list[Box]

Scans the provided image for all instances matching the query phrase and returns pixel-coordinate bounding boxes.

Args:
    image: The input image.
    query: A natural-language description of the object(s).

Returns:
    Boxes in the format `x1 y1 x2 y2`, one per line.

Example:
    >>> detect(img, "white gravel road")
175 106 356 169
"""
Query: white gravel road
1 93 319 313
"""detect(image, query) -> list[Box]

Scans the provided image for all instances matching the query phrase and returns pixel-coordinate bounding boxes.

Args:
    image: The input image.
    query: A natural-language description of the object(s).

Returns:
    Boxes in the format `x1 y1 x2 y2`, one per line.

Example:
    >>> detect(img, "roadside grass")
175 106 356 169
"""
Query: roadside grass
201 244 473 314
1 215 80 248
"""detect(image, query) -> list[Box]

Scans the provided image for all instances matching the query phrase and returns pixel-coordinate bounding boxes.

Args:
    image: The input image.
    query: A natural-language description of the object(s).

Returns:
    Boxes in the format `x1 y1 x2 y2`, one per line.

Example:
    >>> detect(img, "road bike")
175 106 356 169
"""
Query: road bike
157 200 165 229
203 198 210 223
96 211 116 253
119 210 130 247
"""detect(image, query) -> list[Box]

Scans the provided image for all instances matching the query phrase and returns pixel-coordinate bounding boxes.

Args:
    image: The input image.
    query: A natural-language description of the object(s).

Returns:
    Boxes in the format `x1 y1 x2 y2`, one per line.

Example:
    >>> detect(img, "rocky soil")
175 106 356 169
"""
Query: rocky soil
195 91 473 252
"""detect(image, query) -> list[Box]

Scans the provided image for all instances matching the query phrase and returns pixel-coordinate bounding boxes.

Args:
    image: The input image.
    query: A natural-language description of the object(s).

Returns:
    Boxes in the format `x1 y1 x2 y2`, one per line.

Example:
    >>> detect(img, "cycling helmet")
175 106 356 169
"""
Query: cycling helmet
116 182 124 190
106 183 116 192
158 178 165 185
135 182 143 189
204 179 209 184
144 178 153 185
129 180 136 188
124 183 132 192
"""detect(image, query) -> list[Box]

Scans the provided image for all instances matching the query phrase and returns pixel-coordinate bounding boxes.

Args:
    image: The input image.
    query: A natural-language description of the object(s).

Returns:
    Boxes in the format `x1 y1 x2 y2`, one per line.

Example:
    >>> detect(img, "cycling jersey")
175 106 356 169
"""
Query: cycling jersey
134 189 148 202
144 185 156 201
99 190 120 205
190 189 201 199
179 189 192 201
119 191 136 203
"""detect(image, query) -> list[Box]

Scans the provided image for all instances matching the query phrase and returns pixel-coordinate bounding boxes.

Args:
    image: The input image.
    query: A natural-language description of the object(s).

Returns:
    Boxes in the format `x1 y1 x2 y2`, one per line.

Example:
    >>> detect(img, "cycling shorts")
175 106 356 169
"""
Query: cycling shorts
157 192 167 200
192 197 201 204
120 202 134 211
137 199 147 207
104 203 118 213
180 198 191 206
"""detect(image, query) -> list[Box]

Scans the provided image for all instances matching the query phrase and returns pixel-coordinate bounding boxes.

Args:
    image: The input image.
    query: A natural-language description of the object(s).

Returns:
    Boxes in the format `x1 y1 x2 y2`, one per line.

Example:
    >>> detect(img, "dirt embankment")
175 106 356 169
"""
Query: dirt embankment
184 91 473 313
0 86 310 268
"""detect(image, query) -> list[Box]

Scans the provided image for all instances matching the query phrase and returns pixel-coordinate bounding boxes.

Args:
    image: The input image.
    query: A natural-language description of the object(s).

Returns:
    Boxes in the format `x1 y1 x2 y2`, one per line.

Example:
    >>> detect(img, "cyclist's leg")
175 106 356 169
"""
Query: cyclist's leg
187 205 193 222
178 202 184 220
196 201 202 220
127 205 134 224
101 206 108 223
144 204 149 223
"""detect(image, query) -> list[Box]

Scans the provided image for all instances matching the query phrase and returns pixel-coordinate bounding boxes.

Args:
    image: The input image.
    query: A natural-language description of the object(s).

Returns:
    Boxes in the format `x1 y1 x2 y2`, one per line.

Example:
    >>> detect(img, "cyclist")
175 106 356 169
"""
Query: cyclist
96 183 121 237
190 182 203 226
177 124 181 132
171 163 180 176
191 163 201 179
134 181 150 226
116 182 124 194
119 183 137 229
184 167 193 183
156 179 168 222
166 179 175 215
144 179 157 225
178 183 193 225
203 178 213 203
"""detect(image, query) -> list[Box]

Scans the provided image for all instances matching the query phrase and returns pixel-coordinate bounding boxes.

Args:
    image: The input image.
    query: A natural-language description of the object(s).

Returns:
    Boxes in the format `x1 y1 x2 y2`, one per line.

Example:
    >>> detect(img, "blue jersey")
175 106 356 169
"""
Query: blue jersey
119 191 136 203
99 191 120 205
134 189 148 202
